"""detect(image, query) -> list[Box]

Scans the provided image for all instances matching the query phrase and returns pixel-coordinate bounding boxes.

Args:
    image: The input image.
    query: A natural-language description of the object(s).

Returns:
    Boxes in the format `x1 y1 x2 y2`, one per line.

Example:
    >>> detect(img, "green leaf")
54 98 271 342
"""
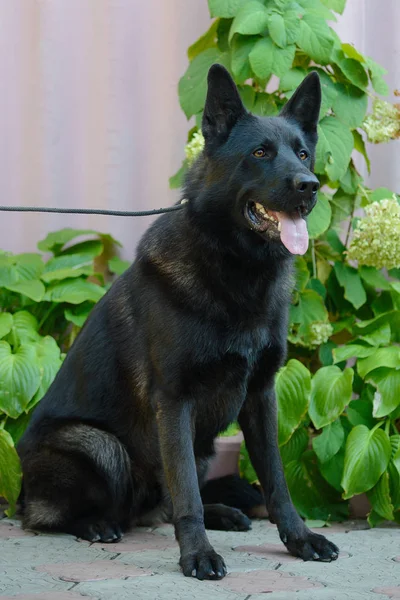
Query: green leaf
340 165 362 195
0 429 22 517
307 192 332 239
11 311 40 344
366 471 394 521
41 253 95 283
252 92 278 116
249 37 296 79
38 229 101 254
333 262 366 309
353 311 400 341
370 187 396 203
169 159 189 189
60 240 104 260
276 359 311 446
294 257 310 293
365 56 389 96
309 366 354 429
285 450 347 520
353 130 370 173
332 49 369 90
64 302 94 328
239 441 258 484
359 323 391 347
341 424 391 498
290 289 328 339
317 116 354 181
297 0 335 20
28 336 62 409
368 368 400 418
320 0 346 13
188 19 219 60
44 278 105 305
238 84 256 110
280 426 309 466
5 280 45 302
231 35 255 83
267 12 287 48
108 257 131 276
333 83 368 128
0 342 41 418
179 49 229 118
313 419 345 464
229 1 269 42
280 68 307 92
341 43 364 61
357 347 400 379
332 344 375 363
0 313 13 339
208 0 245 18
319 447 345 492
330 189 355 227
347 398 375 429
359 266 391 291
297 15 334 65
4 410 33 445
367 509 384 528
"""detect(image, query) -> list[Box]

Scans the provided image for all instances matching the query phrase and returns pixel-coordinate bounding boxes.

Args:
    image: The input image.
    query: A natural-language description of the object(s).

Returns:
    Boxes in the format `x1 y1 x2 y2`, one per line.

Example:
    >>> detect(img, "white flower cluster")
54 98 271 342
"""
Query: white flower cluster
185 131 205 165
347 197 400 269
308 322 334 348
363 99 400 144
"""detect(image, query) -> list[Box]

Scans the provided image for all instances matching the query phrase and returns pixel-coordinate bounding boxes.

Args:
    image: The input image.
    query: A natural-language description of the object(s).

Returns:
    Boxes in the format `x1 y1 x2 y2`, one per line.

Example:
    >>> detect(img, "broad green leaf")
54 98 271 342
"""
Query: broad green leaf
11 311 40 344
231 35 255 83
347 398 375 429
388 461 400 512
169 159 188 189
334 262 366 309
341 43 364 61
313 419 345 464
249 37 296 79
320 0 345 13
285 450 347 520
267 12 286 48
4 409 33 445
280 68 307 92
357 347 400 379
332 344 375 364
359 323 391 347
229 1 269 42
12 254 44 281
340 165 363 195
315 69 338 117
239 441 258 484
368 368 400 418
359 266 391 291
319 447 345 492
341 424 391 498
280 426 309 466
41 253 94 283
367 509 384 528
330 189 355 227
317 116 354 182
188 19 219 61
290 289 328 339
238 84 256 110
108 256 131 276
64 302 94 328
309 366 353 429
297 15 334 64
365 56 389 96
38 229 100 254
366 471 394 521
5 280 45 302
0 313 13 339
294 256 309 293
178 49 228 118
60 239 104 259
370 187 397 203
252 92 278 116
332 49 368 90
307 192 332 239
353 311 400 341
44 278 105 305
353 130 370 173
28 336 62 409
0 429 22 516
208 0 245 18
0 342 41 418
297 0 335 20
333 83 368 128
276 359 311 446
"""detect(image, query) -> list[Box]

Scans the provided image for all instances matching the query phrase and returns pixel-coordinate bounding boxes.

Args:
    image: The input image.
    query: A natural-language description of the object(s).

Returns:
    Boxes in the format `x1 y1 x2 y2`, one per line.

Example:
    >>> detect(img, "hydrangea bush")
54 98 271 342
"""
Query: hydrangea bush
173 0 400 526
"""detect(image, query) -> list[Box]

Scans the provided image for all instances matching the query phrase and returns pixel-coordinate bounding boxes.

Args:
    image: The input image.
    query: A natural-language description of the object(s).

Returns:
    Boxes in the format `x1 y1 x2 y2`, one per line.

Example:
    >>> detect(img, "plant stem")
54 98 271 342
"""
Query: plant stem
311 239 317 278
344 195 357 249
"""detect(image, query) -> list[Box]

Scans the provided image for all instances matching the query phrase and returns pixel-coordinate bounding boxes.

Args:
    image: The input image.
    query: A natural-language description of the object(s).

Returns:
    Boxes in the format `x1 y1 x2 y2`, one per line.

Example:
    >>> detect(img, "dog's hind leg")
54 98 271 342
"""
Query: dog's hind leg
20 424 133 543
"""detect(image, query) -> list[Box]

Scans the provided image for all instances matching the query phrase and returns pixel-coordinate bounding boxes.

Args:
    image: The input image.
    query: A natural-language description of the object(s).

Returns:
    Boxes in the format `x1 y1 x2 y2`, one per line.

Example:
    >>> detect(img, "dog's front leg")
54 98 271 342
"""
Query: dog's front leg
156 398 227 580
238 384 339 562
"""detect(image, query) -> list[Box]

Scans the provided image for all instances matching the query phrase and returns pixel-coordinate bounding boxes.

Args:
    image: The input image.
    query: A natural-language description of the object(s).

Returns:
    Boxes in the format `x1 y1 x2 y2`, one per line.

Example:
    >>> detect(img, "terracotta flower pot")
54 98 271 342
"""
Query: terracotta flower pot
206 432 244 481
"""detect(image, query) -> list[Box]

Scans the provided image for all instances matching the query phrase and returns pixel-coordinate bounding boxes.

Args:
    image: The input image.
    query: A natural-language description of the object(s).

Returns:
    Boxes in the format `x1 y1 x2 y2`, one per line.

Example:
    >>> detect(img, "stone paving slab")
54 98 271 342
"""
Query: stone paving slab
0 516 399 599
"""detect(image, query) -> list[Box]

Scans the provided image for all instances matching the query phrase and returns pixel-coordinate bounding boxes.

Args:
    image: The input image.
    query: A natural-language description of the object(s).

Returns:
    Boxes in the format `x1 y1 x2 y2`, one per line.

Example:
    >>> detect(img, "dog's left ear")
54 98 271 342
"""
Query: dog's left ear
202 64 247 150
279 72 321 135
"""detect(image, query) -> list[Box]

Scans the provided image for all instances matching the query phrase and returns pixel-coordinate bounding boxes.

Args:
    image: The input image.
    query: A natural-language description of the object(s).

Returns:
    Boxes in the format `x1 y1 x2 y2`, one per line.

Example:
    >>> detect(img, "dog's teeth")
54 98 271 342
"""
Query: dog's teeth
277 221 282 232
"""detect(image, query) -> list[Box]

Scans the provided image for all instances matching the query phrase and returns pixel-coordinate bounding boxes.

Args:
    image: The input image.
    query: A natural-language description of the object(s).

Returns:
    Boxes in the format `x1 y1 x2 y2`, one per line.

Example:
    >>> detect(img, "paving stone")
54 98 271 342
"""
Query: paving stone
0 593 97 600
0 523 35 539
373 587 400 598
214 569 323 594
91 529 178 553
36 560 152 582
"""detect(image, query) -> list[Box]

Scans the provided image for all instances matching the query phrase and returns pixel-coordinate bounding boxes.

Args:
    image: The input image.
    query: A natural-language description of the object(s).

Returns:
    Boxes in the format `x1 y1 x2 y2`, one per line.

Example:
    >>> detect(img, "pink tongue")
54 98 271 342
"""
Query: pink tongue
276 212 309 255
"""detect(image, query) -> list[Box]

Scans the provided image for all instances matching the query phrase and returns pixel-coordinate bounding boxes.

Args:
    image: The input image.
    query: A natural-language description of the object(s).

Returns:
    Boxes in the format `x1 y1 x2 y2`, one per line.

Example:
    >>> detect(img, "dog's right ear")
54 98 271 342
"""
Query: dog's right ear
202 64 247 151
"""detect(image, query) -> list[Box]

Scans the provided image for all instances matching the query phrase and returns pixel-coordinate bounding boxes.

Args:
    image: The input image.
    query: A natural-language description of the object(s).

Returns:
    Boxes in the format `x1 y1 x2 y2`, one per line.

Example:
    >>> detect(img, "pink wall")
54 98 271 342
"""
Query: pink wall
0 0 398 260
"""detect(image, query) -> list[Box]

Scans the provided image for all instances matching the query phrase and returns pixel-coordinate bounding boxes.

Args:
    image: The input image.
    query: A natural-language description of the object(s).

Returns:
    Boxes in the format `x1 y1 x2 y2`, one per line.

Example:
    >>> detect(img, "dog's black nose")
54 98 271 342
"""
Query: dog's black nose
294 174 320 195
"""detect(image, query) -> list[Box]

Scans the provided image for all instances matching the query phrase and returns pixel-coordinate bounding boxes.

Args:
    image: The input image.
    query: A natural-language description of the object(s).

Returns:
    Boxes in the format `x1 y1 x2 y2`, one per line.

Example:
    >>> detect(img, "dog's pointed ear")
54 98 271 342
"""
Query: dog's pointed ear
279 72 321 135
202 64 247 150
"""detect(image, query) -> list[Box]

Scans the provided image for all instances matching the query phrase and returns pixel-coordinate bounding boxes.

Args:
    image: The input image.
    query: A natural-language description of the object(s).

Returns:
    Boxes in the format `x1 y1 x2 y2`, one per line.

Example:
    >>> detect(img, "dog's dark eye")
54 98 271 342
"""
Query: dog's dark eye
253 148 266 158
299 150 308 161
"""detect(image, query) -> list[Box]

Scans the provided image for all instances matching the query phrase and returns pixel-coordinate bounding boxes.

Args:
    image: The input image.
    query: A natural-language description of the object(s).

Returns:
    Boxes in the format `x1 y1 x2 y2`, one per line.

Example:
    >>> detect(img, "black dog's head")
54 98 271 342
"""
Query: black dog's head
189 64 321 257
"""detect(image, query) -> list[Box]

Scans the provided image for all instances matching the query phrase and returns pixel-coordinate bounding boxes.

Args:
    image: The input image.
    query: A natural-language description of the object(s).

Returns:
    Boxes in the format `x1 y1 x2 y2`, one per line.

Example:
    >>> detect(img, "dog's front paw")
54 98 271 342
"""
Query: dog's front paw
180 548 227 580
280 528 339 562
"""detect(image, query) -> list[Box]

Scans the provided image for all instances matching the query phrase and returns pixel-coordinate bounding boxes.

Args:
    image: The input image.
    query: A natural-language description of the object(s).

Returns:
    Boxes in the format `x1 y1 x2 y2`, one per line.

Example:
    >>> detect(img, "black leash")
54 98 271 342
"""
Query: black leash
0 202 187 217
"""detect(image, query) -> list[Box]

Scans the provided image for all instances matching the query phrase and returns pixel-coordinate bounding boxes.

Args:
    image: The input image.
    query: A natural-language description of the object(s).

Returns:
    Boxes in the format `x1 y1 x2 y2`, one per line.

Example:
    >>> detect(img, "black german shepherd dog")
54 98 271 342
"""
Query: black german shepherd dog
18 65 339 579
